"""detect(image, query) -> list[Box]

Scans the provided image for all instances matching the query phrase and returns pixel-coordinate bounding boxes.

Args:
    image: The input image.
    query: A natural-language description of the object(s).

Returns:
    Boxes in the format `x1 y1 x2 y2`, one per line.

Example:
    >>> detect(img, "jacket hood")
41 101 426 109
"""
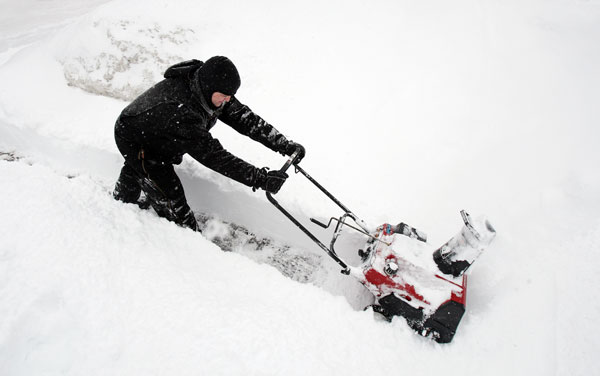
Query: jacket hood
163 59 225 116
163 59 203 79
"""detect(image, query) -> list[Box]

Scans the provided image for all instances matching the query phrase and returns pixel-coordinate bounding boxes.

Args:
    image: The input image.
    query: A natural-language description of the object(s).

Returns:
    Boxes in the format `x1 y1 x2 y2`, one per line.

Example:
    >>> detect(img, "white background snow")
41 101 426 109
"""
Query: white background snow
1 0 599 374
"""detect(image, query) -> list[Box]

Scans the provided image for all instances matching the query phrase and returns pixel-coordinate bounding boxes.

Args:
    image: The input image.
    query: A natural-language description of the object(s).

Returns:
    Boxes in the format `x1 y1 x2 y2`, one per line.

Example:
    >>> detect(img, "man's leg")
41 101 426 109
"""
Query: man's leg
140 161 200 232
113 158 199 231
114 127 199 231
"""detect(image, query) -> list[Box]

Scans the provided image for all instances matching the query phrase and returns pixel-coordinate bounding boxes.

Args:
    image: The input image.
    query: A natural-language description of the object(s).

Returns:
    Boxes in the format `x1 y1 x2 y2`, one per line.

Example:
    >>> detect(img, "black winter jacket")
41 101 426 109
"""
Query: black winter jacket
114 59 291 188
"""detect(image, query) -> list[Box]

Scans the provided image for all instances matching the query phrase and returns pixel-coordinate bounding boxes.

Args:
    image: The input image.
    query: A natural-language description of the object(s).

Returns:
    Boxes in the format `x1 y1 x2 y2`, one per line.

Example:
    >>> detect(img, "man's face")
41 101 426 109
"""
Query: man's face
211 92 232 107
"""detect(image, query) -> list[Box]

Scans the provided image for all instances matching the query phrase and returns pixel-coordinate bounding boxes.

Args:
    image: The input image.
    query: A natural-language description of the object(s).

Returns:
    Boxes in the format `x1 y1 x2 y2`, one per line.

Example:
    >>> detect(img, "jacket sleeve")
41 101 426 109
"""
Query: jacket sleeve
218 97 290 154
177 114 261 187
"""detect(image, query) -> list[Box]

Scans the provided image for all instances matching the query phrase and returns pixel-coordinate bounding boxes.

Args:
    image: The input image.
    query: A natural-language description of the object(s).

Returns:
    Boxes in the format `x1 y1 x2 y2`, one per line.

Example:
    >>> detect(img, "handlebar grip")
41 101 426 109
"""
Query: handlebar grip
278 148 302 173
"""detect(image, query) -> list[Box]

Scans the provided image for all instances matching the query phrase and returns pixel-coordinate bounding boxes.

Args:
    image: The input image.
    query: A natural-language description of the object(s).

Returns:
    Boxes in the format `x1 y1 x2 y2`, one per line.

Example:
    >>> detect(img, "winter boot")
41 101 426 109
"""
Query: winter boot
113 163 141 203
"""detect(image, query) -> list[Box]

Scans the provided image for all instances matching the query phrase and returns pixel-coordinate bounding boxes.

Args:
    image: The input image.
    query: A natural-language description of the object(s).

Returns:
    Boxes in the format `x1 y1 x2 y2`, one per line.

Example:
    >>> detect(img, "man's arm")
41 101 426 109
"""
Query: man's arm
218 97 291 155
174 115 282 193
187 130 288 194
186 126 262 187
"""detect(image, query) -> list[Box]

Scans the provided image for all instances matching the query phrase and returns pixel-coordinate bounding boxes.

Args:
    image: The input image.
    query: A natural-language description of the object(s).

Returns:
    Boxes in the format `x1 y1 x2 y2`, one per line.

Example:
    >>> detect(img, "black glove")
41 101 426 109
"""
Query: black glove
253 168 288 194
283 141 306 164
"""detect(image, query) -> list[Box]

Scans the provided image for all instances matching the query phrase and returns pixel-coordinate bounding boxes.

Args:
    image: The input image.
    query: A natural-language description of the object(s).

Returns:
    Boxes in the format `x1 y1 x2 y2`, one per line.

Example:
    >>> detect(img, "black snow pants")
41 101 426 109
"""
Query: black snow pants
113 132 199 232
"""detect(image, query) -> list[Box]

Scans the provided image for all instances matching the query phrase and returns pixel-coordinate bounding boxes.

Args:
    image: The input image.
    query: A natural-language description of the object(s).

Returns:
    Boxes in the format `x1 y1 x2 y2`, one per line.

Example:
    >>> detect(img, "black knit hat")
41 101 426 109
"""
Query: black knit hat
197 56 241 97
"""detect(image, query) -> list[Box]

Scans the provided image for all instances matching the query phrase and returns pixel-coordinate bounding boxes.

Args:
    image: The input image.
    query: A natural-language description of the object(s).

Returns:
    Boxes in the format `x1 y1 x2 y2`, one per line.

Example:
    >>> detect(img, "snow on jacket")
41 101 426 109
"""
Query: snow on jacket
114 59 291 188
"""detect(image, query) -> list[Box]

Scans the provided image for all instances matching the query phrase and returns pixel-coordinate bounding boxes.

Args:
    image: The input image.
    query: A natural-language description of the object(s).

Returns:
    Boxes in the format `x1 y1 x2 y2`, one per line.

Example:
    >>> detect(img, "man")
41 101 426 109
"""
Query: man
112 56 305 232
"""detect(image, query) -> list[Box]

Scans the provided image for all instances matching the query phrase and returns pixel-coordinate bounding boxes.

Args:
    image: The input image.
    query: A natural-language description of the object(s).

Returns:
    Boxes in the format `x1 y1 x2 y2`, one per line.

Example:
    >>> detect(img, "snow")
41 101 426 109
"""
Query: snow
1 0 599 374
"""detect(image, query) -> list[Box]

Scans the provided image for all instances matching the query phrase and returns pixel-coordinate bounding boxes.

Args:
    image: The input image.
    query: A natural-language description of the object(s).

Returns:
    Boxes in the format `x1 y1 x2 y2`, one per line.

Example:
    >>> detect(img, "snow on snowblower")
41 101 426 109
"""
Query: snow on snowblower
267 150 496 343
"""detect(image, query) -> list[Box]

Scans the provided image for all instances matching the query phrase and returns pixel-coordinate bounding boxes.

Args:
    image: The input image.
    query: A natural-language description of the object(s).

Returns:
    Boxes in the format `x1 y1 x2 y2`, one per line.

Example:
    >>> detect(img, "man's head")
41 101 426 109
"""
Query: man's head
197 56 240 107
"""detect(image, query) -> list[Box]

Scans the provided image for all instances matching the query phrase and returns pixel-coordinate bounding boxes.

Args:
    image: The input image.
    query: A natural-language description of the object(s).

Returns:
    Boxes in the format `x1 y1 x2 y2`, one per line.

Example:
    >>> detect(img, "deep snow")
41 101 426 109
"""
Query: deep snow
1 0 599 375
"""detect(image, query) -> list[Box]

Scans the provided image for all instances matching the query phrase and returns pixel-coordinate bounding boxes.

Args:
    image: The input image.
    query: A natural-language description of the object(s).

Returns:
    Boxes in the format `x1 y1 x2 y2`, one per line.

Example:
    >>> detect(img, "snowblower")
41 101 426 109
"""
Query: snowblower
267 150 496 343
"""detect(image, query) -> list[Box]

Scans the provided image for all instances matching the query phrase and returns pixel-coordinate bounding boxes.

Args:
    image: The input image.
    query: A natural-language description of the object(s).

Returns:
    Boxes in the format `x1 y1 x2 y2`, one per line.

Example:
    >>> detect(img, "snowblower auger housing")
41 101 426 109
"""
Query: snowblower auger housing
267 150 496 343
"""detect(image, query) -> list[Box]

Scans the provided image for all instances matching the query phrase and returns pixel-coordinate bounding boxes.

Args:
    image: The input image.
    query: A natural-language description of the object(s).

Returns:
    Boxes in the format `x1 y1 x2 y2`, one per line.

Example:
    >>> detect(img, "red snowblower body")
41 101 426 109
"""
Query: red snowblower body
267 151 496 343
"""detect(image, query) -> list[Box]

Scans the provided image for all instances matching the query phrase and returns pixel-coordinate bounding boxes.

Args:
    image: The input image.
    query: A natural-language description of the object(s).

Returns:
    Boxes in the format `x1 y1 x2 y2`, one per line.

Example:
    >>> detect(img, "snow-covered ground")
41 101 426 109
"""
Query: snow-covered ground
1 0 599 374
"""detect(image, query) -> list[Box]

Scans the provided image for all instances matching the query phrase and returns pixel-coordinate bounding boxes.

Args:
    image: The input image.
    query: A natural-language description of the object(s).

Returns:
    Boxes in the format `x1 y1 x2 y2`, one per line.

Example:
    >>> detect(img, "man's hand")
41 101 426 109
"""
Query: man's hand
253 168 289 194
284 141 306 164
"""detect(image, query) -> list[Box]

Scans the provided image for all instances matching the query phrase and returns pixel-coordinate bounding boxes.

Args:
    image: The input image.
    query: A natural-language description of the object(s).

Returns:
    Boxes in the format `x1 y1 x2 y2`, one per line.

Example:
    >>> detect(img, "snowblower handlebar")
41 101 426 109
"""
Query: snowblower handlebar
275 148 363 225
265 149 370 274
278 148 303 173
